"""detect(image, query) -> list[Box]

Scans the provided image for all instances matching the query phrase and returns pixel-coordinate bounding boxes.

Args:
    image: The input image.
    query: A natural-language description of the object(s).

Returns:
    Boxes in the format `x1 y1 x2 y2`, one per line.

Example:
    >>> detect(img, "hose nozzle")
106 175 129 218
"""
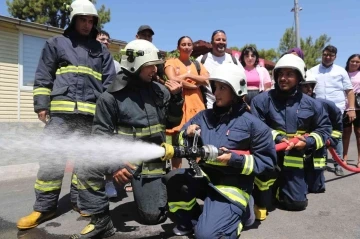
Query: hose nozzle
160 142 221 162
160 143 174 161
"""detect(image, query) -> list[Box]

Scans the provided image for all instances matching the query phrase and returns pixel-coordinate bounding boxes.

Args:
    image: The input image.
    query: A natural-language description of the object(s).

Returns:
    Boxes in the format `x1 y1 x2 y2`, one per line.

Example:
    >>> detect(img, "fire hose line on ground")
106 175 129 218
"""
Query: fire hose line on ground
231 137 360 173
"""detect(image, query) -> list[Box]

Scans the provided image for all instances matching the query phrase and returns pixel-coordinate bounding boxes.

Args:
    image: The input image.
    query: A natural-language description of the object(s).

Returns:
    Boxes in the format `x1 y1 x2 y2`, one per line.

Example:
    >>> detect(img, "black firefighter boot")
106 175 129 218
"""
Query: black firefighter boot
70 211 115 239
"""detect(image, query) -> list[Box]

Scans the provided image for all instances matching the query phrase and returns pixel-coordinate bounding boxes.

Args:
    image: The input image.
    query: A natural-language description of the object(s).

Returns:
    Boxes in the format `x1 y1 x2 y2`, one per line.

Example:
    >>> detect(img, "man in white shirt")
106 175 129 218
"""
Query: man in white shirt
196 30 245 109
310 45 355 176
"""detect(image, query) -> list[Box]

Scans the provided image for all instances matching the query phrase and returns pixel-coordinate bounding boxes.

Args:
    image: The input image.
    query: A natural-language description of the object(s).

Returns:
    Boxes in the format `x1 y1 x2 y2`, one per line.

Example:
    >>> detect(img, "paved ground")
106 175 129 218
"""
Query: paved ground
0 136 360 239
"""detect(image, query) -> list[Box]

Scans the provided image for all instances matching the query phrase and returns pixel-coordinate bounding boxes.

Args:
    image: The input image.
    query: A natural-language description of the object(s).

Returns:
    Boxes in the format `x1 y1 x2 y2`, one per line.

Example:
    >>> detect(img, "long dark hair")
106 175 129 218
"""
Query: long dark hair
177 36 193 47
345 54 360 72
240 46 259 67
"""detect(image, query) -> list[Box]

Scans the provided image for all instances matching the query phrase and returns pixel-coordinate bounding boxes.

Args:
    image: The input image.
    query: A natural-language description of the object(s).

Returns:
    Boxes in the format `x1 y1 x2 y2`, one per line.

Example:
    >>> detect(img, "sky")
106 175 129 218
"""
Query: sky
0 0 358 66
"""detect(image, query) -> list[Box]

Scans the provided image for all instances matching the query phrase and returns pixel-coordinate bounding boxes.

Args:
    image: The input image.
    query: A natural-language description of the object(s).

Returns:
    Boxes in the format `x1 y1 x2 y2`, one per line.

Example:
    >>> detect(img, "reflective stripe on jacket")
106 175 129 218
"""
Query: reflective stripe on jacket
33 29 116 115
91 75 184 171
179 103 277 211
251 90 331 169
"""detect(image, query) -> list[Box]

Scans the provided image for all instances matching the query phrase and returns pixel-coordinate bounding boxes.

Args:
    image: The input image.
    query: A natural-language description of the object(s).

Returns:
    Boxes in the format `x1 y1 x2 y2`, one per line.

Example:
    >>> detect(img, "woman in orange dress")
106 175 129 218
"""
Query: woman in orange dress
165 36 209 169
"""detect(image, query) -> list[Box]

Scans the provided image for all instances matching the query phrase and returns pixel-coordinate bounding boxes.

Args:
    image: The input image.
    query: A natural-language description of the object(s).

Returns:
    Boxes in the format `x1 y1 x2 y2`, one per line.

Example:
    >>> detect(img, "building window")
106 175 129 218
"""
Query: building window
20 34 47 88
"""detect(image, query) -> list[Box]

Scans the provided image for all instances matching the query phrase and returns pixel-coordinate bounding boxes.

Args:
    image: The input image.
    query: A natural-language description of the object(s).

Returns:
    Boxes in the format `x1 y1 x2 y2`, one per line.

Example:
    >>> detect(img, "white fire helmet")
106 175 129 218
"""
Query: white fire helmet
120 39 164 73
300 70 317 85
68 0 98 24
209 63 247 97
273 54 307 83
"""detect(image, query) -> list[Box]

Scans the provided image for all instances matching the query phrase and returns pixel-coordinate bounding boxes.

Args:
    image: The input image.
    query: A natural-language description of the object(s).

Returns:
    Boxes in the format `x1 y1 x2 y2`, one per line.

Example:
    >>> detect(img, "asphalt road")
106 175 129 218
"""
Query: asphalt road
0 137 359 239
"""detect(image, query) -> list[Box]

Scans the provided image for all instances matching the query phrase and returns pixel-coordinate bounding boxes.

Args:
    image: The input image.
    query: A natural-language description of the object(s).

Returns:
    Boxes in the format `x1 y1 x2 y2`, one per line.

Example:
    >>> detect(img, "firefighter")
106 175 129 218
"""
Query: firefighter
73 39 183 238
164 63 277 238
250 54 331 216
300 70 343 193
16 0 116 230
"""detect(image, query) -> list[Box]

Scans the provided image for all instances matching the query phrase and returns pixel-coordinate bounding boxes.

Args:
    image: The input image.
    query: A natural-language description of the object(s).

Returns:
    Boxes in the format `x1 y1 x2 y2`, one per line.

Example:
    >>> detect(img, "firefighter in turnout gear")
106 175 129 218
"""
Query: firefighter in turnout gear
163 63 277 238
300 70 343 192
250 54 331 216
16 0 116 230
73 39 183 238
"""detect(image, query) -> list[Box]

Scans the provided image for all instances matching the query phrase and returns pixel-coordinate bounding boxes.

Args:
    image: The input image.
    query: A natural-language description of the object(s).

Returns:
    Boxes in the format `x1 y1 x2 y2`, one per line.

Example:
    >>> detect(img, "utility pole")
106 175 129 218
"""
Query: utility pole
291 0 302 48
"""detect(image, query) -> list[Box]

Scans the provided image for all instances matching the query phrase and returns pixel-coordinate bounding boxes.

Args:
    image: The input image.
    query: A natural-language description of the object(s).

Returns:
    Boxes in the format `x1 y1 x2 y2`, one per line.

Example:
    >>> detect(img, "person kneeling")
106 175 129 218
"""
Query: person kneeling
73 39 184 238
164 63 277 238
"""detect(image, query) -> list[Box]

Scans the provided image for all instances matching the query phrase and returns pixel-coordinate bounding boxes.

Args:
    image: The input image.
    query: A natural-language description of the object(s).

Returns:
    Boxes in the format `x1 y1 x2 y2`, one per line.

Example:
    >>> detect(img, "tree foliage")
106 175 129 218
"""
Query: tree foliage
166 50 180 59
229 28 331 68
278 27 331 68
230 44 278 62
6 0 110 29
166 50 195 61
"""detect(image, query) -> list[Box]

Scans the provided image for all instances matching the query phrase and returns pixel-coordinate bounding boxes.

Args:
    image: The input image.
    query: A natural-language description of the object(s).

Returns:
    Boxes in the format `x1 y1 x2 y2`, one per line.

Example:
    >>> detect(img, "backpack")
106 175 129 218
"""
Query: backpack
200 52 238 65
197 53 238 109
192 60 208 109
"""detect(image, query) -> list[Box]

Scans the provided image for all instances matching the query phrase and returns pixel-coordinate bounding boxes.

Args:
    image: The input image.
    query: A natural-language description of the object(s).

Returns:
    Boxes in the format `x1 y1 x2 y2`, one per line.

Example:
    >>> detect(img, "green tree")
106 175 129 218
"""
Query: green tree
278 27 331 68
278 28 297 55
166 50 195 61
231 44 278 62
229 46 241 52
166 50 180 59
6 0 110 29
258 48 278 62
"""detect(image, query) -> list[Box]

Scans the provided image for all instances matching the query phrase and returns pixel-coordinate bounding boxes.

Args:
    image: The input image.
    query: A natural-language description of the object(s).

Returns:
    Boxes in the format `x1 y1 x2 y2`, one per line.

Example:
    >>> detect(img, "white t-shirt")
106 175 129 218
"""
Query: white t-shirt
114 60 121 74
196 52 244 109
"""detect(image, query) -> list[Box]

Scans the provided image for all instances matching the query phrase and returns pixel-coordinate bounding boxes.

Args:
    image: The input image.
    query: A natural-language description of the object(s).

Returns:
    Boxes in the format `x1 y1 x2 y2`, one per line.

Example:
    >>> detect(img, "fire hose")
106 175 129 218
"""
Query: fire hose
233 139 360 173
160 132 360 176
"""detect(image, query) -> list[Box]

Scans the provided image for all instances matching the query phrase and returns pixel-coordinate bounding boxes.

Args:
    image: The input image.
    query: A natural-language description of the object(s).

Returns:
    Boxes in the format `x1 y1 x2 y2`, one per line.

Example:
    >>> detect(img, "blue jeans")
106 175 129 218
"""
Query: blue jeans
332 138 343 168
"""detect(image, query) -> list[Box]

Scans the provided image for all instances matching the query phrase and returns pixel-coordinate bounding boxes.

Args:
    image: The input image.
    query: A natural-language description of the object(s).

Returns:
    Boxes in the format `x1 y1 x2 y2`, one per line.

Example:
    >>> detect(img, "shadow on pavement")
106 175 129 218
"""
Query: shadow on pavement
111 201 139 232
0 217 68 239
57 193 72 216
243 220 261 231
325 172 359 183
17 227 68 239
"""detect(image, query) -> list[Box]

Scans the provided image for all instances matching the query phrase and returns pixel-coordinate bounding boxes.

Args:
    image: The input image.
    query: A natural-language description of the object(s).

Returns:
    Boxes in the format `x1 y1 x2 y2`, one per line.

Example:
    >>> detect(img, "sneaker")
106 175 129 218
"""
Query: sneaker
335 166 344 176
105 180 118 198
173 225 193 236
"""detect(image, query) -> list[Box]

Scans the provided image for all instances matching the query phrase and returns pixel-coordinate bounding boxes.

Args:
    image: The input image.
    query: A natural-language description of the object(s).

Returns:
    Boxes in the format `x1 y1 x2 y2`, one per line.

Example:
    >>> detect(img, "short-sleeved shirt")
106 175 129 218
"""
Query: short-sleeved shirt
310 63 353 113
346 70 360 110
196 52 245 108
164 58 207 134
349 71 360 93
245 66 272 89
245 68 261 88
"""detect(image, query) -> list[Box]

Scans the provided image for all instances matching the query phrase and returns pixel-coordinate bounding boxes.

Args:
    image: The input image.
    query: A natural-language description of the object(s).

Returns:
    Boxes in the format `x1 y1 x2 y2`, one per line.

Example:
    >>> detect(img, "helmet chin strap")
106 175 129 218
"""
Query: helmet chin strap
274 81 300 97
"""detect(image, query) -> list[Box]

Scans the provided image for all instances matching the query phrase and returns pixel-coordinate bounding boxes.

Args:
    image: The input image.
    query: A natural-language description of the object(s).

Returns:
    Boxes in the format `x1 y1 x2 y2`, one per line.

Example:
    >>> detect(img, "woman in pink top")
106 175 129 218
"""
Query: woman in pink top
343 54 360 167
240 46 272 104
